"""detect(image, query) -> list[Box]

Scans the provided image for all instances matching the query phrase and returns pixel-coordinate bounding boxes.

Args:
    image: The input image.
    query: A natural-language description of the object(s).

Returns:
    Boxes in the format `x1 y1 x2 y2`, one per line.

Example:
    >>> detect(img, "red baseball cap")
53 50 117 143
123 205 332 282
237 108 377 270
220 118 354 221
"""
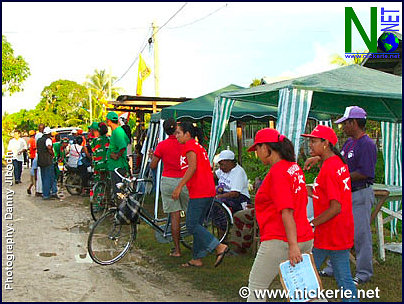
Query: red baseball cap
248 128 286 152
301 125 338 146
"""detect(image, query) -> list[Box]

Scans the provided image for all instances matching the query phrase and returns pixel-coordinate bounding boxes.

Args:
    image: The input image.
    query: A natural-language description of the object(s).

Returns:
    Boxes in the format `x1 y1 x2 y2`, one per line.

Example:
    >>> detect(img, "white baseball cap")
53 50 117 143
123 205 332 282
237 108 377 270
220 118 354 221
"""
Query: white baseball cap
43 127 51 134
217 150 235 163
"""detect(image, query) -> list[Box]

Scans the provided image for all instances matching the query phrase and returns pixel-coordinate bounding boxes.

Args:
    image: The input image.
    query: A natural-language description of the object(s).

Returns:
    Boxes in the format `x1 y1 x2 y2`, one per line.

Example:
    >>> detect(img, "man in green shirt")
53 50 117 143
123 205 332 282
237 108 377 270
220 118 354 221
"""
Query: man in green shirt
106 111 129 195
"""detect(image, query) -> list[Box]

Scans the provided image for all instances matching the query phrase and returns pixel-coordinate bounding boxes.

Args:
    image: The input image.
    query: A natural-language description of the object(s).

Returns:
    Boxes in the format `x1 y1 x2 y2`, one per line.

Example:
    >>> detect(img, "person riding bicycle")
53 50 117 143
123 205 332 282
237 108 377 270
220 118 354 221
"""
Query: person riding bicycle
91 122 110 182
106 112 130 196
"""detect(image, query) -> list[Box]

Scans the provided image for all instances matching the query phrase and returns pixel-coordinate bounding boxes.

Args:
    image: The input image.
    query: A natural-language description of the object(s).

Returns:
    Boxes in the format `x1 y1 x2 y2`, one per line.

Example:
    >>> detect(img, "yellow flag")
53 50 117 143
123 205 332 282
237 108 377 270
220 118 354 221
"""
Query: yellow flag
136 54 151 96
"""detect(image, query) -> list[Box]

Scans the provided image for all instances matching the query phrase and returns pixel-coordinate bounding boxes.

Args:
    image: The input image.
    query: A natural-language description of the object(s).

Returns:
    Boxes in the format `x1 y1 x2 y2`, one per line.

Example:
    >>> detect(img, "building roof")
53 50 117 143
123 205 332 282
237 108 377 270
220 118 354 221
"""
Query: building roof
108 95 191 113
361 31 402 75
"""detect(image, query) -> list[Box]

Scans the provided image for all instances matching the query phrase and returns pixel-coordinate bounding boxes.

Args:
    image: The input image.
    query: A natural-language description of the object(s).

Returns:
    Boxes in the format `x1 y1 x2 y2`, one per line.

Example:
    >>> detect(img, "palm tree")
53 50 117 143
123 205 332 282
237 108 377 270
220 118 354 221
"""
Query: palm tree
84 69 121 121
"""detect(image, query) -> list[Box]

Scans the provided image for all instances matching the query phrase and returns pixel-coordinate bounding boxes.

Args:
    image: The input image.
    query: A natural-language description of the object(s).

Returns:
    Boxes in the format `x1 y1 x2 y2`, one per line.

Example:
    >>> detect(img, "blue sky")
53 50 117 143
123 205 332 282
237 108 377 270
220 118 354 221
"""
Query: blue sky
2 2 402 115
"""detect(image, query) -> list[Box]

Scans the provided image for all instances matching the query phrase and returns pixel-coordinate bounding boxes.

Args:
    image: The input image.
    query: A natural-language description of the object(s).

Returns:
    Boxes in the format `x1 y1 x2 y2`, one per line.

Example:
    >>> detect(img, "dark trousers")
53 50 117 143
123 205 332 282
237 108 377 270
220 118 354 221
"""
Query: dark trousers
78 165 90 189
111 168 128 196
12 159 23 182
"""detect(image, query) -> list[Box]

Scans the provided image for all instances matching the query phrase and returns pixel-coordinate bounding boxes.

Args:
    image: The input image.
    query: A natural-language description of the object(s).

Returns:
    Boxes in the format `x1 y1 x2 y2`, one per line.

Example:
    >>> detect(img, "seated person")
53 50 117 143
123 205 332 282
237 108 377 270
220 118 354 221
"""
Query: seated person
212 150 250 240
213 149 250 212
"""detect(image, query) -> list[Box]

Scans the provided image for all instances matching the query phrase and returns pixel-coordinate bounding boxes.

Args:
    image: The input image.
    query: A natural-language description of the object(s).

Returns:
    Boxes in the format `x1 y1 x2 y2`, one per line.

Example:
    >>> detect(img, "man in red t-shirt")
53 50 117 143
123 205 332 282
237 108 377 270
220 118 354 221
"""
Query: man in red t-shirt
150 119 189 257
27 130 37 168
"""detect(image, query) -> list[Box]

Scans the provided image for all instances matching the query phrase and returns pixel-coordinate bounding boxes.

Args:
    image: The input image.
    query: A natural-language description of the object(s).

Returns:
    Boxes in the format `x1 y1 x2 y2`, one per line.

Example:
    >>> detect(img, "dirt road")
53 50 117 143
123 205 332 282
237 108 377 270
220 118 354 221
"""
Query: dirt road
2 167 217 302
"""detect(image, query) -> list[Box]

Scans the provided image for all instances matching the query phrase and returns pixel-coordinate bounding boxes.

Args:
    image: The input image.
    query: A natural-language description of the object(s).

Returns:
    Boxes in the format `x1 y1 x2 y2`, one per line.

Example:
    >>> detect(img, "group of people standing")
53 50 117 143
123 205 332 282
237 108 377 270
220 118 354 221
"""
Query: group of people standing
146 105 376 302
246 105 376 302
8 110 136 201
7 105 377 301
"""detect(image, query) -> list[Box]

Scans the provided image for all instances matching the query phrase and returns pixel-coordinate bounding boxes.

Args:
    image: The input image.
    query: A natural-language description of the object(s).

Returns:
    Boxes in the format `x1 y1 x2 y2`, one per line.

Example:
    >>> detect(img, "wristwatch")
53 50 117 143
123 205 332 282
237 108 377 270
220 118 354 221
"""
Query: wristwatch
310 221 315 228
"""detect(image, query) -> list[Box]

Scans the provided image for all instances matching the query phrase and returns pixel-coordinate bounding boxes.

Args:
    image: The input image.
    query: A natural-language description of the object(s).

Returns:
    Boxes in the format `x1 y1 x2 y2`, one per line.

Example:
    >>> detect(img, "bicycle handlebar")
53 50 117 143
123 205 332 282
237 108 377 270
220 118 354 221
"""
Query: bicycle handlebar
113 168 153 184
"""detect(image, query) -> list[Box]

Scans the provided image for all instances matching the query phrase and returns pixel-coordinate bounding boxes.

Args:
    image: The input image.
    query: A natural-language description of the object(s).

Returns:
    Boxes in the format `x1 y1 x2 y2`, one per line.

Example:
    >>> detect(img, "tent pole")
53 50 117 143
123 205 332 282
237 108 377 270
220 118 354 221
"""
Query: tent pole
237 121 243 166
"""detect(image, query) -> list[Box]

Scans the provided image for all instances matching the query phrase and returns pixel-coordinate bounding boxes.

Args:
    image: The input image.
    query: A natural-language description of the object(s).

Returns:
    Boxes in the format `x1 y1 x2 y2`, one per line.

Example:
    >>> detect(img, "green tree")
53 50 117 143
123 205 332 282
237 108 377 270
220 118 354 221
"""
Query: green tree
37 80 88 127
84 69 121 121
330 50 368 66
249 78 261 87
2 35 31 96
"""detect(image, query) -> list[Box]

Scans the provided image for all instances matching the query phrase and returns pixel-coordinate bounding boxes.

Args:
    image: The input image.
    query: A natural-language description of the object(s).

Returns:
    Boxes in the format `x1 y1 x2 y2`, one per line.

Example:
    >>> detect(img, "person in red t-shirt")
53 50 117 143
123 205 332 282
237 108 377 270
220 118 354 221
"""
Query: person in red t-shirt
301 125 357 301
150 119 189 258
246 128 313 302
172 121 229 268
28 130 37 168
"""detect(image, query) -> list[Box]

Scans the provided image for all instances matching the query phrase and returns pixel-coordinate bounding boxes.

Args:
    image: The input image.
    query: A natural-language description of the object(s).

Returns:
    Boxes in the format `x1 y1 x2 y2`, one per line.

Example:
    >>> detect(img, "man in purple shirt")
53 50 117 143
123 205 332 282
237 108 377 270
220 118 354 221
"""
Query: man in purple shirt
321 106 377 285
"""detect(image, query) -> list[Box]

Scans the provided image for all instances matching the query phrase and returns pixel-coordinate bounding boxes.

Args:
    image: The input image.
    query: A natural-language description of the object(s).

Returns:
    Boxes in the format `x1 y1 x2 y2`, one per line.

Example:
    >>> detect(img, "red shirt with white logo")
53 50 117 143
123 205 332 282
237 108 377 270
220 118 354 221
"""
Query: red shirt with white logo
180 139 215 199
312 155 354 250
154 135 184 178
255 160 313 243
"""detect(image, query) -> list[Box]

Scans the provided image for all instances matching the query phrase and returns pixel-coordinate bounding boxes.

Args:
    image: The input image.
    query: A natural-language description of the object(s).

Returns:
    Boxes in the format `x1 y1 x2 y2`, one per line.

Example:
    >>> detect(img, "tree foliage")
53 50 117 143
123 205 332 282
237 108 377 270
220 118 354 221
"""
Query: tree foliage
37 80 88 127
2 35 31 96
84 69 121 122
330 50 368 66
249 78 261 87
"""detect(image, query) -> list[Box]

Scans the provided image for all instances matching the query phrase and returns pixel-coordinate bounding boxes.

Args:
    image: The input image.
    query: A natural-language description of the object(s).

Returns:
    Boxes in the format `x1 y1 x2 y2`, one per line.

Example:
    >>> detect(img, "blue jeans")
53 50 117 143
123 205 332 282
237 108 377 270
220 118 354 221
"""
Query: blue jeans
312 248 358 302
12 159 23 182
41 164 56 198
186 197 220 259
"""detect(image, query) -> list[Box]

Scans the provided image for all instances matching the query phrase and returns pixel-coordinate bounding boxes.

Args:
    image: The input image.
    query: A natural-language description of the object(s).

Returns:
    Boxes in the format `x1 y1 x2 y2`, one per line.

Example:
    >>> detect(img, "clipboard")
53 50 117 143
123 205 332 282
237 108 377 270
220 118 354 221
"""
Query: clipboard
279 253 324 302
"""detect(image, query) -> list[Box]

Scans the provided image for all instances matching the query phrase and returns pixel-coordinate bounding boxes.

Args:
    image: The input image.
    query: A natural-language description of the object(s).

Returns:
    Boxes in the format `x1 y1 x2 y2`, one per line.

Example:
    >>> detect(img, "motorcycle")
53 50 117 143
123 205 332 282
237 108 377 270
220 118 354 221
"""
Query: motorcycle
63 164 94 196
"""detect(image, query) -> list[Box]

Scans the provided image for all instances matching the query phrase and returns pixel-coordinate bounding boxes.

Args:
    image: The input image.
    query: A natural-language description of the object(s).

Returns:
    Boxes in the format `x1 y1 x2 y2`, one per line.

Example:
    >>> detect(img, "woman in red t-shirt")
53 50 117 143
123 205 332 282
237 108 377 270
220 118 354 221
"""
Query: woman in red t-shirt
246 128 313 302
150 119 189 258
172 122 229 268
301 125 357 301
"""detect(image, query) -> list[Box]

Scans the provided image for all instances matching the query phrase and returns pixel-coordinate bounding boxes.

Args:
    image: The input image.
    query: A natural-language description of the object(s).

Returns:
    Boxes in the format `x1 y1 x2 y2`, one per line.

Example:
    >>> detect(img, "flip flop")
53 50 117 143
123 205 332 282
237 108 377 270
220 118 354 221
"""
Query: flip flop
169 253 182 257
214 246 230 268
181 261 202 268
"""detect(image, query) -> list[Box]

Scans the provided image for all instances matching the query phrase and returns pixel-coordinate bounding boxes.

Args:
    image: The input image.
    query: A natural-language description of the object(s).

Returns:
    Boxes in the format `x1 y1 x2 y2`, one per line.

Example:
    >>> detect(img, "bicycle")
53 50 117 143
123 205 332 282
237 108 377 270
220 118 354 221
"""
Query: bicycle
90 171 114 221
87 168 233 265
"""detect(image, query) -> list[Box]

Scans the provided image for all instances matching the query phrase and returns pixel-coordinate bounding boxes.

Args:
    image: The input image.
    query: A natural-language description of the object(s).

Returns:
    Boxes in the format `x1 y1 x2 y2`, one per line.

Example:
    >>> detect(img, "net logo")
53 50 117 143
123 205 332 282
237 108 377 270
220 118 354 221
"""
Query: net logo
345 7 400 56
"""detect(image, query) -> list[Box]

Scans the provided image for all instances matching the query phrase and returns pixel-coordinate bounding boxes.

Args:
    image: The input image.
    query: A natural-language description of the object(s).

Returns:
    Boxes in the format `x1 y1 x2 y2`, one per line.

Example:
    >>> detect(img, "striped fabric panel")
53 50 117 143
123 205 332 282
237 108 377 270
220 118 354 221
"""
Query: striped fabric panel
276 88 313 159
207 97 236 162
381 122 402 236
139 121 160 180
154 119 168 218
318 120 332 127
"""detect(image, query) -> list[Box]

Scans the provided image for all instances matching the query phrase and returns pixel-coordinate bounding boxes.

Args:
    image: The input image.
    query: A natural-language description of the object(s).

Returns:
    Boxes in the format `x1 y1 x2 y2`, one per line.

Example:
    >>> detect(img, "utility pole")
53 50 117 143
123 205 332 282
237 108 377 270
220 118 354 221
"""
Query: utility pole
108 66 112 100
152 21 159 113
89 89 92 124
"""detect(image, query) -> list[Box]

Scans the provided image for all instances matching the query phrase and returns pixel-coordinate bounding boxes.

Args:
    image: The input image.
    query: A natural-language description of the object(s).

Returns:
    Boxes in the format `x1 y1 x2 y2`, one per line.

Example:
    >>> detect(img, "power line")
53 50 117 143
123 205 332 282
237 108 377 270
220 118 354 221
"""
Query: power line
151 2 188 38
114 2 188 86
168 3 228 29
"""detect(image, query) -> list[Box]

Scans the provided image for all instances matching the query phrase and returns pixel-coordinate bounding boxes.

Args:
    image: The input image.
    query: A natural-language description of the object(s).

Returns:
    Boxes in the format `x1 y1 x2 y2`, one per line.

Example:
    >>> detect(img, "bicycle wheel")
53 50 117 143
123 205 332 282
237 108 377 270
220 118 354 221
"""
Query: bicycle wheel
90 181 109 221
204 200 232 243
88 210 137 265
65 173 82 195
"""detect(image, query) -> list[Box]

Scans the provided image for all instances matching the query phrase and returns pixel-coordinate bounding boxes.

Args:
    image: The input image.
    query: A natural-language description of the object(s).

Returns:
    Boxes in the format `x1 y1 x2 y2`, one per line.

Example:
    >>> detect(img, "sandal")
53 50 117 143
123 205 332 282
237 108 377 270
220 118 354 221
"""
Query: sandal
181 261 202 268
214 246 230 268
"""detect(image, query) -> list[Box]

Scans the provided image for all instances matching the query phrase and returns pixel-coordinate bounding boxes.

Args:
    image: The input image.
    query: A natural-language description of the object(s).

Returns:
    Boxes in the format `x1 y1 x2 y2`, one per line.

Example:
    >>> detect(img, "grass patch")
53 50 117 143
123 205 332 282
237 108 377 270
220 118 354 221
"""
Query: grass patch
131 196 402 302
